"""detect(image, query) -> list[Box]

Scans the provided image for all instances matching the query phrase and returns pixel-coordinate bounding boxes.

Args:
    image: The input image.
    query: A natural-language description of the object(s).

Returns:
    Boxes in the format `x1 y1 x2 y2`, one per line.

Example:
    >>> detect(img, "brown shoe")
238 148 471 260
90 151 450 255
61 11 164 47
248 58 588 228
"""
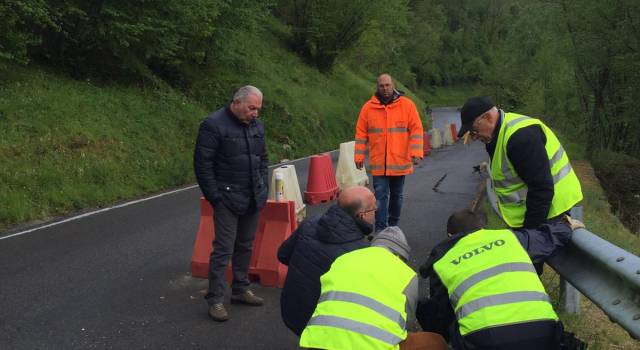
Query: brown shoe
208 303 229 322
230 290 264 306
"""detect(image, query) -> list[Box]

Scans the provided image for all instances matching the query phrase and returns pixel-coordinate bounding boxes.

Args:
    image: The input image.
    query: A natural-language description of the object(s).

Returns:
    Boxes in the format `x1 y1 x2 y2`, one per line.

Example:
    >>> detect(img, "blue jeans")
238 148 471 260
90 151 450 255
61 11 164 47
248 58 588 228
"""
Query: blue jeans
372 175 406 232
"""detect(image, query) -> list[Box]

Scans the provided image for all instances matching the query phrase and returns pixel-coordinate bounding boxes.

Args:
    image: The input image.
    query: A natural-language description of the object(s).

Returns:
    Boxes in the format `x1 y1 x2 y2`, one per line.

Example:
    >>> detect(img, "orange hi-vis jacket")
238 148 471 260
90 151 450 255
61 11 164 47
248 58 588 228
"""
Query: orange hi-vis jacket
354 95 424 176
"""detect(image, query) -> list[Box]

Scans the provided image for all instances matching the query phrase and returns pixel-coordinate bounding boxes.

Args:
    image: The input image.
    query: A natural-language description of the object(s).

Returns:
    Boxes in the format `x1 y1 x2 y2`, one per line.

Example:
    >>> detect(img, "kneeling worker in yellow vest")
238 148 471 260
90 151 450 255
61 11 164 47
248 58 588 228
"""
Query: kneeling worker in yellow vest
300 226 447 350
417 209 584 350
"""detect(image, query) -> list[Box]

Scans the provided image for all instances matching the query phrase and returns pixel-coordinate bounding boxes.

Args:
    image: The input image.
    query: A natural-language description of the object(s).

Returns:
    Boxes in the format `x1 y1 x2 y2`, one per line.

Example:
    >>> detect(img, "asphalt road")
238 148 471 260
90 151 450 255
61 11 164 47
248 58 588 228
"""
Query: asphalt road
0 109 487 349
429 107 461 134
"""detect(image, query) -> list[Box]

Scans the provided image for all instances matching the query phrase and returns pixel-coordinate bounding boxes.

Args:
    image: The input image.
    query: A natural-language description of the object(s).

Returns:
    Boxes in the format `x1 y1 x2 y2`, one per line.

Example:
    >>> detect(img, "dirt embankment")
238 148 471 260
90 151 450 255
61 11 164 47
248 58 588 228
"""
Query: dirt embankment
587 154 640 234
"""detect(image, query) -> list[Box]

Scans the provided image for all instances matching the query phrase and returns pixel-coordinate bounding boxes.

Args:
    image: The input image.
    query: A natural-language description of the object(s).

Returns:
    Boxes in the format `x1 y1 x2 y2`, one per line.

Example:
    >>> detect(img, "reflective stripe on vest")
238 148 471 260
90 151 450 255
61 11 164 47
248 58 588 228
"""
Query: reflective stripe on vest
299 247 415 350
449 262 536 307
456 291 550 319
490 112 582 227
317 291 406 329
307 315 403 345
433 229 557 336
494 146 566 189
387 164 412 171
368 128 384 134
388 127 408 133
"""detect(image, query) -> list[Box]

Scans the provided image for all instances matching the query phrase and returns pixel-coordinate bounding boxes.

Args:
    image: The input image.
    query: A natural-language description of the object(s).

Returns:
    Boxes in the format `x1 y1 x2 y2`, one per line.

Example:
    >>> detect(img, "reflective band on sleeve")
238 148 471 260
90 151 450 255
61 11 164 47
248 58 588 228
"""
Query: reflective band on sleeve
388 127 408 133
355 150 367 155
368 128 384 134
307 315 403 345
410 145 422 149
318 291 405 329
456 291 550 320
369 164 383 170
355 139 367 145
449 263 537 308
410 135 423 139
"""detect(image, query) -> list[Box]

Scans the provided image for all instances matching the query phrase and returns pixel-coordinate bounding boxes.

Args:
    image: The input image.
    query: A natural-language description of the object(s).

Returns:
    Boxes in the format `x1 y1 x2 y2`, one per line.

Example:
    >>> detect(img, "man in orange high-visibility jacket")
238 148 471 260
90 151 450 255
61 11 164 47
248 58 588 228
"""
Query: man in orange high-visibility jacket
355 74 424 232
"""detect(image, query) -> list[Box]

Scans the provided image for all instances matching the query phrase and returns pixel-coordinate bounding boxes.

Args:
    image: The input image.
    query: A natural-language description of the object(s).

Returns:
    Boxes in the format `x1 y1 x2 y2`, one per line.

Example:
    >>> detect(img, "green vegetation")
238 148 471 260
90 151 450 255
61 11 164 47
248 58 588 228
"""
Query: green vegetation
0 13 431 229
1 0 639 347
0 66 207 226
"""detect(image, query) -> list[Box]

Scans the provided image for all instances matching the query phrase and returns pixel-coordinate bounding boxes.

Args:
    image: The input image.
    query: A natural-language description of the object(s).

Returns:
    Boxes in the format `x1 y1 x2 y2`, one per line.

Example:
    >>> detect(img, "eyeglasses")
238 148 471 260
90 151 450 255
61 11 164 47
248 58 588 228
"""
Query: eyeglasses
470 113 485 136
359 207 377 215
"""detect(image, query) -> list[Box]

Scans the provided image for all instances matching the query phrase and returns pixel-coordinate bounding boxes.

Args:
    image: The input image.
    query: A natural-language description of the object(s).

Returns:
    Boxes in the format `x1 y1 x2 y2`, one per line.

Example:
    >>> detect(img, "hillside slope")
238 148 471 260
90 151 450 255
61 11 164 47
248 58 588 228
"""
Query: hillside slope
0 22 427 230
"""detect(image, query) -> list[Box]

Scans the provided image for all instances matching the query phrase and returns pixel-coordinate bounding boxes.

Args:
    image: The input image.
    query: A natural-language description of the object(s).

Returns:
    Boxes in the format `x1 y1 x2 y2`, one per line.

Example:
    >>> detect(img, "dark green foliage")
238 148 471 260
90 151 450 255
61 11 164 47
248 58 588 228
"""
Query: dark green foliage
592 150 640 233
276 0 375 70
36 0 223 80
0 0 54 64
1 0 274 83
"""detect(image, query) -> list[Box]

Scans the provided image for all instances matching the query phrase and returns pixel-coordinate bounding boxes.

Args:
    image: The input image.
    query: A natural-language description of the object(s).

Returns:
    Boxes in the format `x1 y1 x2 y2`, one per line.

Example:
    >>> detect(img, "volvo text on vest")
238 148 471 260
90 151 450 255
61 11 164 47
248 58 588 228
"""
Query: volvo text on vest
450 240 506 265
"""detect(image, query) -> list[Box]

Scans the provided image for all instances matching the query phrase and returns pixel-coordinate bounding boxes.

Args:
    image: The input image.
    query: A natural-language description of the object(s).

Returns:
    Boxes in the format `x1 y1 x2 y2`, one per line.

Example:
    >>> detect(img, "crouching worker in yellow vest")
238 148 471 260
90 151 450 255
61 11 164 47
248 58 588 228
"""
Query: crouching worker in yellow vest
300 226 447 350
417 209 585 350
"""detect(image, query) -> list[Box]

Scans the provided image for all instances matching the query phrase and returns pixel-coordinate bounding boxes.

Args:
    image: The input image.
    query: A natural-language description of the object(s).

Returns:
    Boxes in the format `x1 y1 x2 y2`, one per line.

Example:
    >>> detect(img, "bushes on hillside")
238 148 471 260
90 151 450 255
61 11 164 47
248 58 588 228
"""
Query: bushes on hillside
1 0 272 83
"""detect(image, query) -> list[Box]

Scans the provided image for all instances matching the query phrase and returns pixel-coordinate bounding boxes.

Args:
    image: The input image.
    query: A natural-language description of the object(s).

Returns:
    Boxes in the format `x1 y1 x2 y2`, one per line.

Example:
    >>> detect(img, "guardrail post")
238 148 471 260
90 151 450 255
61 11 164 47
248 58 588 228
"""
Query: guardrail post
559 206 583 315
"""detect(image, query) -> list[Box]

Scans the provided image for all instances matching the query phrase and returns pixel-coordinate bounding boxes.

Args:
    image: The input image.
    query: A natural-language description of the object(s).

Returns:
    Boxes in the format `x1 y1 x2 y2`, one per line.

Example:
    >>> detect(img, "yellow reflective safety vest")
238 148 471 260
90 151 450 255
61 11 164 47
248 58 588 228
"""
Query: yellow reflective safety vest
433 229 558 336
300 247 416 350
491 112 583 227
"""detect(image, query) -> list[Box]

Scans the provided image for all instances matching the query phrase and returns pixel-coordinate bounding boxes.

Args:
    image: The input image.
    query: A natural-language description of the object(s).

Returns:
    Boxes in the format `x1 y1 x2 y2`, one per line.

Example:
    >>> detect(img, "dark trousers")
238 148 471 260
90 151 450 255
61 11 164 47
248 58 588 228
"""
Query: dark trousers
451 320 563 350
373 175 406 232
205 201 260 305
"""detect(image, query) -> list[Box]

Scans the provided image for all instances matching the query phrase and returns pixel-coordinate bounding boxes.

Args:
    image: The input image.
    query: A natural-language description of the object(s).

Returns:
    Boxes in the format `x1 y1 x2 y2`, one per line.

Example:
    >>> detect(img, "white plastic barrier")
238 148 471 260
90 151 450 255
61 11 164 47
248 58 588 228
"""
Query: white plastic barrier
336 141 369 189
268 164 306 221
431 128 442 149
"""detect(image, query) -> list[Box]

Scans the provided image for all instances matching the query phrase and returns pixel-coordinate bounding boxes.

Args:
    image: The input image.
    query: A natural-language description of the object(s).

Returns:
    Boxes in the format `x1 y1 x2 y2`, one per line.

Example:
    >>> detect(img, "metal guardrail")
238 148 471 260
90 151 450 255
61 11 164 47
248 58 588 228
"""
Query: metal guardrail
485 178 640 340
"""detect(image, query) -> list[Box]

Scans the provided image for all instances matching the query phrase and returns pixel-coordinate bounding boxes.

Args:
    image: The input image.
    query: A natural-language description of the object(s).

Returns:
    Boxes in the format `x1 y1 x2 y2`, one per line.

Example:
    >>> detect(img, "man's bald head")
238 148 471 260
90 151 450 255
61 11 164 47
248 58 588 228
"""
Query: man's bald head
338 186 376 225
376 74 395 100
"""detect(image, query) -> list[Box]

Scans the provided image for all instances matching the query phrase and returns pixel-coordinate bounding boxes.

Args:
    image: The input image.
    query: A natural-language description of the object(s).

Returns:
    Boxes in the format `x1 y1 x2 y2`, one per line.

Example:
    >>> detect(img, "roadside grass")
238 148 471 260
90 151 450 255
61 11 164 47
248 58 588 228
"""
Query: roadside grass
422 84 488 108
478 143 640 348
0 66 207 229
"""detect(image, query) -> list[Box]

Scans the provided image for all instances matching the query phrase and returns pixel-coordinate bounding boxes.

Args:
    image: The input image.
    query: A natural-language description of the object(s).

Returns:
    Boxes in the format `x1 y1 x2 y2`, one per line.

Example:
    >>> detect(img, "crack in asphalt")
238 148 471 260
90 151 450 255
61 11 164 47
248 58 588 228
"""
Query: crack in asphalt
432 173 448 192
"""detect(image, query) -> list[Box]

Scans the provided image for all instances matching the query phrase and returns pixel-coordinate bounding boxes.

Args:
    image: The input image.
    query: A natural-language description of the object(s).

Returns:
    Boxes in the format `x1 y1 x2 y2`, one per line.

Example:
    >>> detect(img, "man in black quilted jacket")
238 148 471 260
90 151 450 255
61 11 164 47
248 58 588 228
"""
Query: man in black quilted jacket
277 186 375 335
194 85 269 322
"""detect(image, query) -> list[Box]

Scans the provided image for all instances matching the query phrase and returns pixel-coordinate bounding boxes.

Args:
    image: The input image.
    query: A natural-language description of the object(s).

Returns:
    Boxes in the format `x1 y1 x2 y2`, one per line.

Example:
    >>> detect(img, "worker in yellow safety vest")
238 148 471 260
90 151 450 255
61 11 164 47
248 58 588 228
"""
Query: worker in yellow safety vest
417 209 585 350
300 226 447 350
457 96 582 229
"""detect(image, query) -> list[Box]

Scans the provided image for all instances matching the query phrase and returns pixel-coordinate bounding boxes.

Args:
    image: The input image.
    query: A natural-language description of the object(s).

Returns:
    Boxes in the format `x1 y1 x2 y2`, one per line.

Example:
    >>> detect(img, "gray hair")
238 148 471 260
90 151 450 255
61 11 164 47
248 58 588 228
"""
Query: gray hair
233 85 263 102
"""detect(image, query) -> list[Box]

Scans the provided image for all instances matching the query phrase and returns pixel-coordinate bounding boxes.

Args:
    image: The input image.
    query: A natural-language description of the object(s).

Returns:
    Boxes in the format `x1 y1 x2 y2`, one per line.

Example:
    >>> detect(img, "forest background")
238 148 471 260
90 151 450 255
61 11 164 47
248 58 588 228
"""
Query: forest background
2 0 640 347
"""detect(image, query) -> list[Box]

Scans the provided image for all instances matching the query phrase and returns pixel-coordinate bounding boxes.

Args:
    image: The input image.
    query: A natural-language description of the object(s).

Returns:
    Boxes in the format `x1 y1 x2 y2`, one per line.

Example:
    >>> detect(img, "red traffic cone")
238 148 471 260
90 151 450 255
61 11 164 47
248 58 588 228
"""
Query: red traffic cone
304 153 339 204
423 132 432 156
450 123 459 142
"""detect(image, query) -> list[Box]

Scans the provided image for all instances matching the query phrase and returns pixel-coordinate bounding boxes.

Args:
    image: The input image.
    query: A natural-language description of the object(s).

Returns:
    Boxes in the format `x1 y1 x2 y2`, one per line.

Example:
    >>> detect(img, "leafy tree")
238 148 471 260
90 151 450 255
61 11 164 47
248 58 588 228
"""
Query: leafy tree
559 0 640 155
276 0 377 70
0 0 54 65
